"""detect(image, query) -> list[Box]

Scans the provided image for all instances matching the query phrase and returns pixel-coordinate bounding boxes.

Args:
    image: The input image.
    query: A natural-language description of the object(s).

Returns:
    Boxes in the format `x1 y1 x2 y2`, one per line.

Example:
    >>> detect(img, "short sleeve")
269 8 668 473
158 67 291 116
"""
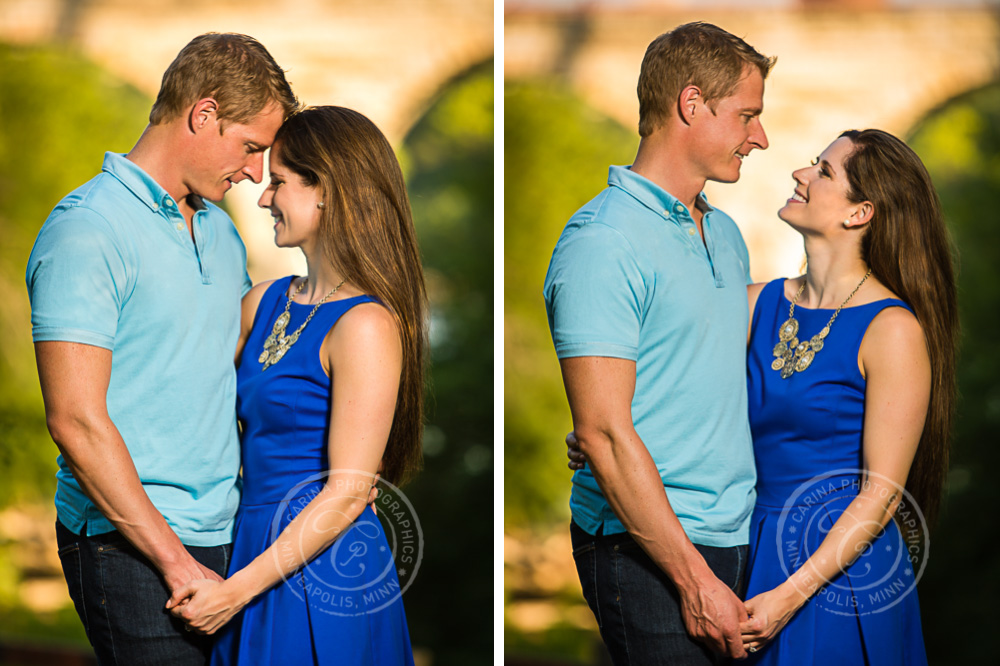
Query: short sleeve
237 244 252 297
241 270 252 297
26 207 130 349
739 235 752 285
543 222 645 360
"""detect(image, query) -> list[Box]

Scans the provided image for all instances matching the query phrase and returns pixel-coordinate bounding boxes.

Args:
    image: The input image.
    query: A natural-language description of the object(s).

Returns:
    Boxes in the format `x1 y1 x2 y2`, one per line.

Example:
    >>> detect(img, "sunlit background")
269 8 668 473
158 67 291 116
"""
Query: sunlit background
0 1 492 664
504 1 1000 664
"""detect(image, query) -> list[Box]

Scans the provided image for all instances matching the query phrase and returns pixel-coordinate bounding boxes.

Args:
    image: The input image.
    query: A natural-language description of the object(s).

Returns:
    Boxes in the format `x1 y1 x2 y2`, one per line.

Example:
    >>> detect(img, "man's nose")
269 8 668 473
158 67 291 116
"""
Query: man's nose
751 118 769 151
244 152 265 184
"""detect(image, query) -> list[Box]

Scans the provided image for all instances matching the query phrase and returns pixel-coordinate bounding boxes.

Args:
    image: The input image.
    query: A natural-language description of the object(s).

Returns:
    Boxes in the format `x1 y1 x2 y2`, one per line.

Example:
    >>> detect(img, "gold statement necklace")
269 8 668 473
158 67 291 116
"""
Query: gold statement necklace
771 269 872 379
259 277 346 370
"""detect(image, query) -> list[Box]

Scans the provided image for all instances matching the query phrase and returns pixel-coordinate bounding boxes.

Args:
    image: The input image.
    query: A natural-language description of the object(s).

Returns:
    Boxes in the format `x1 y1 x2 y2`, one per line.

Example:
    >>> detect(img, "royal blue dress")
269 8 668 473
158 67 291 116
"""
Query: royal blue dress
744 279 927 666
211 277 415 666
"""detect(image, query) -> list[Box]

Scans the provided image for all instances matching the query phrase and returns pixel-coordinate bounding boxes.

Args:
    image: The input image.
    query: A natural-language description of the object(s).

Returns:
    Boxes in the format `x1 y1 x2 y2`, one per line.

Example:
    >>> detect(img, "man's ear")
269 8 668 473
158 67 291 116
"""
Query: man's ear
676 85 702 126
188 98 219 134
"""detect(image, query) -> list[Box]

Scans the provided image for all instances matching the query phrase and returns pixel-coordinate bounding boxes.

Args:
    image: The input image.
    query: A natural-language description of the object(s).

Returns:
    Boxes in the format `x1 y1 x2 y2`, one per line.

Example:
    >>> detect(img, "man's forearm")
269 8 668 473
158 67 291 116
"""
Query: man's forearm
578 424 714 592
51 415 190 571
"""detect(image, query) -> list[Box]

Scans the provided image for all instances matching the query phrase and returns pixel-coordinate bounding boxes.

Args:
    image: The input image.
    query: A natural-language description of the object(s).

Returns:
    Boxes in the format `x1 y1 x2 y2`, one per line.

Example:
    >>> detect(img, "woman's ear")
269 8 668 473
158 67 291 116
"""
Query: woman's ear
845 201 874 229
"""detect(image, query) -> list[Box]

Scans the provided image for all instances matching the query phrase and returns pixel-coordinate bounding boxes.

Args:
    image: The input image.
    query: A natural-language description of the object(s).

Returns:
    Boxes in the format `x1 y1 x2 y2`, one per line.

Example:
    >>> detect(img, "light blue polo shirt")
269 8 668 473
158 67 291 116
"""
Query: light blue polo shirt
544 165 756 547
26 152 251 546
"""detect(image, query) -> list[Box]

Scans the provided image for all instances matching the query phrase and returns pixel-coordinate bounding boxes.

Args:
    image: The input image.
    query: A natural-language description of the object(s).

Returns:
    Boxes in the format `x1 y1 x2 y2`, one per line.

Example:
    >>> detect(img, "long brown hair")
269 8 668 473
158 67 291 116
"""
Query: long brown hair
840 129 958 524
275 106 428 486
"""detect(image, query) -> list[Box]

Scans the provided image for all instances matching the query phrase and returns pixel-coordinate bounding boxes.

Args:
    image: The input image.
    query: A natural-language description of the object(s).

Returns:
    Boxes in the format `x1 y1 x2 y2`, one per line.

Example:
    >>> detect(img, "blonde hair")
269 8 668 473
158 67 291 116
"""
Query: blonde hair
274 106 428 485
149 33 298 127
638 22 775 137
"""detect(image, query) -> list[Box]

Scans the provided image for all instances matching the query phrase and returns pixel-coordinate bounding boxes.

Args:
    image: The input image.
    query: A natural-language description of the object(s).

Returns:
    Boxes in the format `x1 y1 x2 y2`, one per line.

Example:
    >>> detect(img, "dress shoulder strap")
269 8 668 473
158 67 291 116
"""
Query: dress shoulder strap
870 298 914 316
749 278 787 341
250 276 296 332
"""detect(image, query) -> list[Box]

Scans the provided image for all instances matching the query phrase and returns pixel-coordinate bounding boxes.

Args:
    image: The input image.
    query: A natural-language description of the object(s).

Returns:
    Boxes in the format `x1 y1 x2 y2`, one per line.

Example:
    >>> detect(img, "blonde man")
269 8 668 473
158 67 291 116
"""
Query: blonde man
545 22 775 664
26 33 297 665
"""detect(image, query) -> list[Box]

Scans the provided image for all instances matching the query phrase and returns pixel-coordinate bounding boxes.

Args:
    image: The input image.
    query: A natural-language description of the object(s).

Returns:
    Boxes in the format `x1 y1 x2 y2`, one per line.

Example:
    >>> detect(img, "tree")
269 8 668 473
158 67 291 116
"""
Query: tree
908 83 1000 666
504 80 636 527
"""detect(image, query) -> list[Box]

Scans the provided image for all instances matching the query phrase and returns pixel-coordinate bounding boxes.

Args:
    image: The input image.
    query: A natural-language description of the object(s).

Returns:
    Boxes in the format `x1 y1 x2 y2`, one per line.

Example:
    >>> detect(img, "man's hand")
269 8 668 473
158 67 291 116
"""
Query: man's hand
679 573 749 659
565 431 587 470
161 555 224 599
166 578 248 635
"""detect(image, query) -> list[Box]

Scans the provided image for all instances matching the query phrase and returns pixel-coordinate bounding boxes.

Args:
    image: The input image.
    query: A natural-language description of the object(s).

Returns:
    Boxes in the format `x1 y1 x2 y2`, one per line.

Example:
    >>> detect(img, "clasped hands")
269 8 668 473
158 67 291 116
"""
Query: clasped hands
166 576 247 635
565 432 797 657
676 573 797 659
166 474 383 634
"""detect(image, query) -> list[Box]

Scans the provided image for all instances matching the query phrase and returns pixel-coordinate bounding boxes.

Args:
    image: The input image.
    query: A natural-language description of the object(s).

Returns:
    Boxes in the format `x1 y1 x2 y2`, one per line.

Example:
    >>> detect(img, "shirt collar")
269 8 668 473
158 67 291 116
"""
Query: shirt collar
101 152 205 214
607 165 713 223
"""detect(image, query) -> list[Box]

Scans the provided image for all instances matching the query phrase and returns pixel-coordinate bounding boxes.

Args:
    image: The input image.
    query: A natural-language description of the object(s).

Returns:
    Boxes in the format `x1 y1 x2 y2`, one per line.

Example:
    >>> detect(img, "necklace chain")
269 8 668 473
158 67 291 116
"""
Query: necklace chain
258 277 346 370
771 270 872 379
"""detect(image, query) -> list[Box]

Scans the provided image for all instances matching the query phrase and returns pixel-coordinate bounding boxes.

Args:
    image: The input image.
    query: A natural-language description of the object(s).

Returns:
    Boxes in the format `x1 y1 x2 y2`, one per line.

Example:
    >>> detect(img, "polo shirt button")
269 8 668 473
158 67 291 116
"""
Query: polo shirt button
673 203 685 214
165 199 174 207
176 223 184 231
688 228 697 236
152 203 159 211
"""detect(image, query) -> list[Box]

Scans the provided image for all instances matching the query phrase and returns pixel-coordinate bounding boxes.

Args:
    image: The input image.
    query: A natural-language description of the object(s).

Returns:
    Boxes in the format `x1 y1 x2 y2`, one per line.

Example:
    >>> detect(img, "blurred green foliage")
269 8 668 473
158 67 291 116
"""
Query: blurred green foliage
0 40 151 649
504 80 637 528
908 82 1000 666
0 43 151 508
398 61 493 665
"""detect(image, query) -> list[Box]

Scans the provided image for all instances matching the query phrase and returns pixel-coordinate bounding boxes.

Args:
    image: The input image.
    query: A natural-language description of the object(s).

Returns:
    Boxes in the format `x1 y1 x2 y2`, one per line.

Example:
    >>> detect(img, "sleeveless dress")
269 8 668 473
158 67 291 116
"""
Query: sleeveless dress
211 276 415 666
744 279 927 666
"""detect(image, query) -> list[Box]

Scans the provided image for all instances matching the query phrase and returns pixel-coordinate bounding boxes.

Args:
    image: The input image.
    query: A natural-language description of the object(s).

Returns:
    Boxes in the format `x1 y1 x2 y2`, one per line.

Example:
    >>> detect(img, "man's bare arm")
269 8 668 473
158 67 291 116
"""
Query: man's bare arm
561 356 747 659
35 341 222 592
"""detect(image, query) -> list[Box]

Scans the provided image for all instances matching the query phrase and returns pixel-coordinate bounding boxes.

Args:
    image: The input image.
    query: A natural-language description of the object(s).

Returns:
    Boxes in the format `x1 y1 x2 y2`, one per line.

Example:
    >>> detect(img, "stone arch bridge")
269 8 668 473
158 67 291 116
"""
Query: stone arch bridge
0 0 493 280
506 3 999 278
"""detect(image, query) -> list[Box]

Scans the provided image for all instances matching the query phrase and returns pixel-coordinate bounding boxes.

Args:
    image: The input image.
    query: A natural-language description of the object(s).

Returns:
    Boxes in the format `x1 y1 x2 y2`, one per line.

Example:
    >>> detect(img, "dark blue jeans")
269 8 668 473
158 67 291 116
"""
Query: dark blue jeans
55 520 232 666
571 521 748 666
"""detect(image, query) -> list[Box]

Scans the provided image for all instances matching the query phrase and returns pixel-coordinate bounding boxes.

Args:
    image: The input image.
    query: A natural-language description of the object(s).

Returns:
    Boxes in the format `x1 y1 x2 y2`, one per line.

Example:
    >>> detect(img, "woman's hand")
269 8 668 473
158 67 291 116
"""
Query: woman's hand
166 578 249 635
565 431 587 470
740 583 804 653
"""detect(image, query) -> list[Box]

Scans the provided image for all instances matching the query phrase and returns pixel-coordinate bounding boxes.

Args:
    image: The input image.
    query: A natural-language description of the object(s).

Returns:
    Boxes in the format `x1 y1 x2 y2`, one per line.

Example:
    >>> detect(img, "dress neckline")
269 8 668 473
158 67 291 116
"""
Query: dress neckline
282 276 369 307
288 294 370 307
777 279 907 313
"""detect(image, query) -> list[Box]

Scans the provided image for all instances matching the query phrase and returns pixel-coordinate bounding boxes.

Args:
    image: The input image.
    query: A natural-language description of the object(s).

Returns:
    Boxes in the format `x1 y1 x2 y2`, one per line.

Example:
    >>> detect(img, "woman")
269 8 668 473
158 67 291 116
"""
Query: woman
166 106 426 665
738 129 956 664
567 129 957 664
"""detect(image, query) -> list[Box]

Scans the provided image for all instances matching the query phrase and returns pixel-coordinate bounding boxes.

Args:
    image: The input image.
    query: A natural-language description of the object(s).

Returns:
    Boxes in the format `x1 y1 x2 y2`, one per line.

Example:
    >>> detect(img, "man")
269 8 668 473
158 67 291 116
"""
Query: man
25 33 298 665
543 22 775 664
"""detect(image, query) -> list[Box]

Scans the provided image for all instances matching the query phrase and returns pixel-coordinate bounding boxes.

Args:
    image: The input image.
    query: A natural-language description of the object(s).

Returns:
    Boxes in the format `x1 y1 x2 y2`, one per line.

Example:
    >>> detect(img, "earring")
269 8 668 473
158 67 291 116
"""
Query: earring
317 202 325 209
843 218 851 228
